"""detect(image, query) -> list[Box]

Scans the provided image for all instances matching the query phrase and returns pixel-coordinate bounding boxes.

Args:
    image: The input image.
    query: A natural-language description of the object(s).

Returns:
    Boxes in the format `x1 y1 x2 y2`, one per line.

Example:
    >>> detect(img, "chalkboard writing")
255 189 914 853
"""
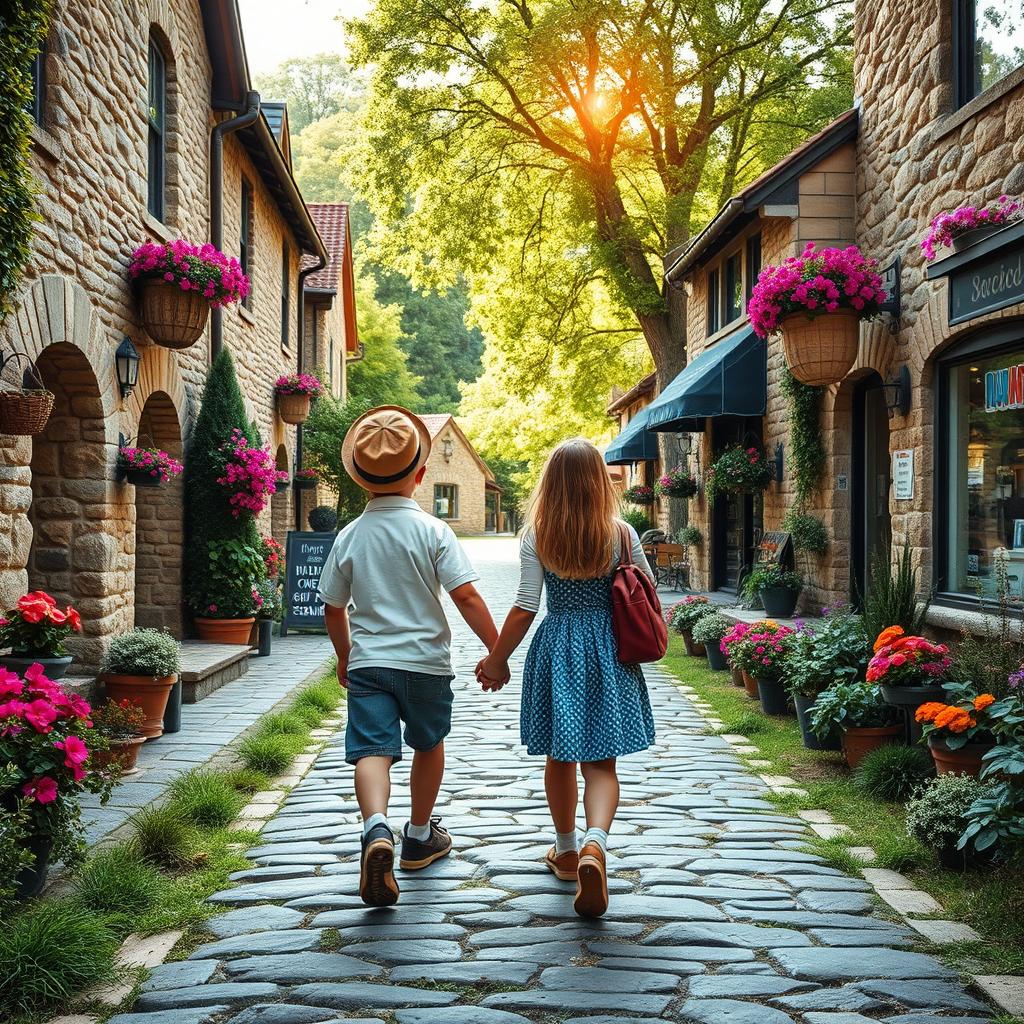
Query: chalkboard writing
281 531 335 634
754 531 791 566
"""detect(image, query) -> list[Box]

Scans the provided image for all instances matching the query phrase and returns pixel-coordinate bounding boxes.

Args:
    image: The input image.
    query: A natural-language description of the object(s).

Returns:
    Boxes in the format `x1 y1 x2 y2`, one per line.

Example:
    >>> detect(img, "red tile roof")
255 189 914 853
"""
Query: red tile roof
419 413 454 438
303 203 349 291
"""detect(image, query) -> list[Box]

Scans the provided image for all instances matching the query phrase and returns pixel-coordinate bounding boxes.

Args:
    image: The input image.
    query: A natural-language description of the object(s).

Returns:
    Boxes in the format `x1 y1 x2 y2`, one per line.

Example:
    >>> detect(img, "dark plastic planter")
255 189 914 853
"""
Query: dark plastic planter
0 653 73 679
705 643 727 671
794 693 841 751
759 585 799 618
293 477 318 490
162 677 182 734
756 677 790 715
125 468 164 487
257 618 273 657
16 832 51 899
880 682 947 743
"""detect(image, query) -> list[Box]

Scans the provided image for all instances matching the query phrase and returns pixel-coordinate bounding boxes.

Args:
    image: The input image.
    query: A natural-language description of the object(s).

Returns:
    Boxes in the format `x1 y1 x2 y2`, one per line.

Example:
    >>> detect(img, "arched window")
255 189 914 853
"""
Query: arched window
147 36 167 220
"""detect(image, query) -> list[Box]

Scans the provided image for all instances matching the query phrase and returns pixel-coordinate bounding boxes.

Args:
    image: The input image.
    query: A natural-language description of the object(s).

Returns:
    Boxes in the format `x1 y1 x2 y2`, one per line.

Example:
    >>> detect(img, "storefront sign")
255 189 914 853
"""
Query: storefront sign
949 246 1024 325
281 531 335 633
984 362 1024 412
892 449 914 500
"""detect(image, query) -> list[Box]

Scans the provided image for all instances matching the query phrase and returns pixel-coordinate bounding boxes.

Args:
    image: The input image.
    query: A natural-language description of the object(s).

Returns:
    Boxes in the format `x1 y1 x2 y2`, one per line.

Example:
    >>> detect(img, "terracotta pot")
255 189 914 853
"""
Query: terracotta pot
682 629 706 658
194 616 256 645
138 277 210 348
91 735 146 775
781 308 860 387
278 392 312 425
0 654 73 680
101 674 177 739
840 724 904 769
742 670 760 699
730 666 745 688
928 735 995 779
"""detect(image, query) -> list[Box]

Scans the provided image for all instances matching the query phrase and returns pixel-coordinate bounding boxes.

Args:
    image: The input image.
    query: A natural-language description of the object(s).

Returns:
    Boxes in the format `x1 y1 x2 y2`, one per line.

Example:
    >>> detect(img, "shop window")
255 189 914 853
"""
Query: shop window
147 36 166 220
954 0 1024 105
280 242 290 348
27 41 46 126
707 270 720 335
745 233 762 302
434 484 459 519
940 335 1024 600
240 179 253 307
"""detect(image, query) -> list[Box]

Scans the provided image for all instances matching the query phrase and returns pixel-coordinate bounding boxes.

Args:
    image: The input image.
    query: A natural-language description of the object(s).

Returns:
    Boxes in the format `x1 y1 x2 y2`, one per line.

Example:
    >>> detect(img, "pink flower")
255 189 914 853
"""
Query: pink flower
22 776 58 803
0 669 24 699
24 698 58 733
55 734 89 768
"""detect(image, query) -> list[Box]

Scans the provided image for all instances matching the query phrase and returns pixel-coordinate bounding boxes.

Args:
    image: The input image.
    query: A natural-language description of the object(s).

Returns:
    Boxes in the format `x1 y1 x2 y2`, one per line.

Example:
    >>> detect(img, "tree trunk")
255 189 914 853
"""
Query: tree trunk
660 280 689 537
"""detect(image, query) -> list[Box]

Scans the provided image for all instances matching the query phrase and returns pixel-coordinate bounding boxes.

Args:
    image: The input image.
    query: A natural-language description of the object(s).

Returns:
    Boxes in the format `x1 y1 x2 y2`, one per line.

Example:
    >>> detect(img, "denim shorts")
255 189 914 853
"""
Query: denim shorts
345 666 455 764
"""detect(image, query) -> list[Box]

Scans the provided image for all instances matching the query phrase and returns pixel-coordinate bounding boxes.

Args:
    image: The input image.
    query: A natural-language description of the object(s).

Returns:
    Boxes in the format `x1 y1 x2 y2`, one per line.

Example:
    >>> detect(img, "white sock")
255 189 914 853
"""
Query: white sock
583 827 609 852
363 812 388 836
555 830 578 855
406 820 431 841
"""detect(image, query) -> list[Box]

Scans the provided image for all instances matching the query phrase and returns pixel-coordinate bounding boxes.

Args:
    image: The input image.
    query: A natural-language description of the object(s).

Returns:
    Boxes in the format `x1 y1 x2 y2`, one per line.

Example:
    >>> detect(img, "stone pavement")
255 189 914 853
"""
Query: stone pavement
110 538 993 1024
81 634 334 846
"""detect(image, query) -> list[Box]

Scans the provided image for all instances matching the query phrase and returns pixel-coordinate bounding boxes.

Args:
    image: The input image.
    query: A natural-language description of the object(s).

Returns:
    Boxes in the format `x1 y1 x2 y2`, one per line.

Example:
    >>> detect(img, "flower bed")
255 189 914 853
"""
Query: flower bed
921 195 1022 260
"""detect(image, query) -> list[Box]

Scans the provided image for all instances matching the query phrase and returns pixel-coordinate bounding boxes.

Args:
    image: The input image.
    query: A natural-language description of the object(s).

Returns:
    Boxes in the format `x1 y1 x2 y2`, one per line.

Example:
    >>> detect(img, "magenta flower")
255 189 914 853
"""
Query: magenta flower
921 195 1022 260
22 776 58 804
129 239 250 307
55 734 89 769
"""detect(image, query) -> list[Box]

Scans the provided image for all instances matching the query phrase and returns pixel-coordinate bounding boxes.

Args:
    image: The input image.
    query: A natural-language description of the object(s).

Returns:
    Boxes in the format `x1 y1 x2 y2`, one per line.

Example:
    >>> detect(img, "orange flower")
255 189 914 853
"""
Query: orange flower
933 705 963 730
947 712 977 734
973 694 995 711
873 625 905 652
915 702 946 723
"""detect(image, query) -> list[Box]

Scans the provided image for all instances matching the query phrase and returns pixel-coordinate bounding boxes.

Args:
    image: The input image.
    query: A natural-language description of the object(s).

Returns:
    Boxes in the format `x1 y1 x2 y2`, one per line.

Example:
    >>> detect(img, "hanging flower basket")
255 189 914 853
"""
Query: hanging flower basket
116 445 183 488
654 466 698 499
623 485 655 506
294 469 319 490
278 393 311 425
704 445 771 502
0 353 54 436
748 243 888 387
275 373 323 426
129 239 250 350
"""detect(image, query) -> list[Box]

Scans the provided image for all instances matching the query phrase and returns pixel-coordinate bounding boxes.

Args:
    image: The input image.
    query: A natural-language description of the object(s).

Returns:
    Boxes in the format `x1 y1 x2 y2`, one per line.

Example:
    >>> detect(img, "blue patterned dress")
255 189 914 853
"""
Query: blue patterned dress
520 570 657 762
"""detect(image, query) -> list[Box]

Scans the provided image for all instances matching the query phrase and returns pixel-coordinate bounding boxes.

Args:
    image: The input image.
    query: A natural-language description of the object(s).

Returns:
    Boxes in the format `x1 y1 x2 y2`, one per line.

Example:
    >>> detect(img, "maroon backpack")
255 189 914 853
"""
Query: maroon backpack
611 522 668 664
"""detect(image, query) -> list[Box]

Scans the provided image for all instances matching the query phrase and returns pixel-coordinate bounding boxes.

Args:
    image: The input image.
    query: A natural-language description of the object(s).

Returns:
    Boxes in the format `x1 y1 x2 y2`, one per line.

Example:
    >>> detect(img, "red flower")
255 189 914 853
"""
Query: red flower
55 734 89 768
65 607 82 632
47 606 67 625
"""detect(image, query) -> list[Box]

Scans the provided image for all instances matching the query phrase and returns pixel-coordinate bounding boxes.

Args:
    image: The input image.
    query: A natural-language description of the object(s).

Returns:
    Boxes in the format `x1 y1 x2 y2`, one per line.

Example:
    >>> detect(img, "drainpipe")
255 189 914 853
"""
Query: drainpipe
295 259 326 530
209 90 261 361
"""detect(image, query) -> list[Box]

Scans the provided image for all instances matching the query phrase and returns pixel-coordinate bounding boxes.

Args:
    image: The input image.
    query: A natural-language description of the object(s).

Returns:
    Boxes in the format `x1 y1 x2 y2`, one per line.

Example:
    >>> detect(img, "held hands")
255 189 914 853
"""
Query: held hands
476 655 510 692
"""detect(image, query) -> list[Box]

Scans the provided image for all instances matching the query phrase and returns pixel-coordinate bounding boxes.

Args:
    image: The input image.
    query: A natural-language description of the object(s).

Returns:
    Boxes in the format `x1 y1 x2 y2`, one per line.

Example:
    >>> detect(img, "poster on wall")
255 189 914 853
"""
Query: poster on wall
892 449 915 500
280 531 335 635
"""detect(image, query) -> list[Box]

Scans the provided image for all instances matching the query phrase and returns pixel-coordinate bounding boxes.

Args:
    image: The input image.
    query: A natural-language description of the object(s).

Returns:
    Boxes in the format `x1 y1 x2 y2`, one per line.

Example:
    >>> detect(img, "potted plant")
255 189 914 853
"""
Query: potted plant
116 444 184 488
621 507 650 533
671 596 716 656
906 774 994 871
275 372 324 426
101 629 181 739
869 626 952 733
308 505 339 532
623 484 656 506
746 622 796 715
189 539 266 645
0 592 82 679
705 445 772 502
785 605 868 751
742 564 803 618
748 242 888 386
262 536 285 579
655 467 698 500
129 239 250 348
89 698 147 775
677 525 702 550
0 665 113 898
921 194 1022 259
720 620 752 687
215 429 289 517
692 613 731 671
294 468 320 491
916 685 998 778
811 681 903 769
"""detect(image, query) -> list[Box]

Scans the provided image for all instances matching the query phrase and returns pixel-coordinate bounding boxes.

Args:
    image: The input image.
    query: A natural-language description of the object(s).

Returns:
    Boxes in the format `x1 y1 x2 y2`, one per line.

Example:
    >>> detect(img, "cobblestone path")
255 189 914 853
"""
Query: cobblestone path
112 539 992 1024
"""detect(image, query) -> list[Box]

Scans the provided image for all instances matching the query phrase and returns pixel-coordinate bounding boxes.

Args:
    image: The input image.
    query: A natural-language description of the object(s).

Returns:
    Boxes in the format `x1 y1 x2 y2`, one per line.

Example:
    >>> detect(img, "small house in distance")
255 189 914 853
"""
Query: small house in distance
415 415 501 535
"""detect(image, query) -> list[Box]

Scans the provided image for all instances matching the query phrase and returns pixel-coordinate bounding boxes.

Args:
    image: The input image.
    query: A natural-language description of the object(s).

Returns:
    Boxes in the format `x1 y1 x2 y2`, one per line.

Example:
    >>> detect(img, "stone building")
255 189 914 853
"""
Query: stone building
0 0 357 668
414 415 500 536
607 5 1024 632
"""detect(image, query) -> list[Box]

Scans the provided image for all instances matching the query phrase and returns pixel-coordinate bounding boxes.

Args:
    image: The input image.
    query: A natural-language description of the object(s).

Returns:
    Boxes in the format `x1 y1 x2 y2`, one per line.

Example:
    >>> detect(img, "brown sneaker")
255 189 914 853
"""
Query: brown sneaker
359 823 399 907
574 841 609 918
545 846 579 881
399 816 452 870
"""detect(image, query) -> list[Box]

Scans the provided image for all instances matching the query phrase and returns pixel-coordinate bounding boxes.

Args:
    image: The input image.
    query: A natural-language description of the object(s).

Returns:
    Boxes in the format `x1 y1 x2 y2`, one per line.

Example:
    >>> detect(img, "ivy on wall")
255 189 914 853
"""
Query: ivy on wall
781 368 826 506
0 1 53 315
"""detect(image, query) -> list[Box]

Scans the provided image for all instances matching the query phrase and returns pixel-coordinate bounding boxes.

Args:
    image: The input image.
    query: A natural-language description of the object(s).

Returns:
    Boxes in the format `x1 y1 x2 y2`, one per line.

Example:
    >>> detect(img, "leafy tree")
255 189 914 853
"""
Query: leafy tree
483 453 530 531
254 54 365 133
303 391 371 526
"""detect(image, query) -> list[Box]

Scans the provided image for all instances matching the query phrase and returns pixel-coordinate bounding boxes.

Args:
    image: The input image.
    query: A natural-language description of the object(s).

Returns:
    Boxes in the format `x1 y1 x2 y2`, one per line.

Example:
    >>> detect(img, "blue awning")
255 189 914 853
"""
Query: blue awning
603 405 661 465
645 326 766 432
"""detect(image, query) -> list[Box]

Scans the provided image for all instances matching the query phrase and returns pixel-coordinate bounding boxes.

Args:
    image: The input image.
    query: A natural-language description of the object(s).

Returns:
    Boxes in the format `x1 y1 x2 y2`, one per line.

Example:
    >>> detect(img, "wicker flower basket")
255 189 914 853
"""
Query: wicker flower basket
278 392 312 425
0 353 55 436
780 309 860 386
138 278 210 349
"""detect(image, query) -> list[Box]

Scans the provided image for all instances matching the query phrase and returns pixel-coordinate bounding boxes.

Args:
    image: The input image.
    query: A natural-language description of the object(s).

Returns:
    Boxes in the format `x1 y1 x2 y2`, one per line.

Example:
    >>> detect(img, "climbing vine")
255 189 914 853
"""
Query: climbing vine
0 1 53 315
781 368 826 506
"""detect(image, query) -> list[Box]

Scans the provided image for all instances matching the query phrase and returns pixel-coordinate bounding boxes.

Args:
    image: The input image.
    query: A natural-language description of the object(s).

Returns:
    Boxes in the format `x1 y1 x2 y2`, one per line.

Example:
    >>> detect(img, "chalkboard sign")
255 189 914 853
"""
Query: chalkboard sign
280 531 335 635
754 531 791 566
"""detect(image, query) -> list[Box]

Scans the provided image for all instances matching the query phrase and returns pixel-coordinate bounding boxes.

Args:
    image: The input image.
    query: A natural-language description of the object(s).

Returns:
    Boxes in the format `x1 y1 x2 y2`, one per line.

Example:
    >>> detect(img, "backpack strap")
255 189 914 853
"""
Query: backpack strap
617 521 632 567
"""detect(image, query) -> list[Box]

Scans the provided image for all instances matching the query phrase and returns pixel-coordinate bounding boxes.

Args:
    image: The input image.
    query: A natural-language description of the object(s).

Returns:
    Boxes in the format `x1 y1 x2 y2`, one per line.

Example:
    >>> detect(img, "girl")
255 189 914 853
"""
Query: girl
478 438 656 917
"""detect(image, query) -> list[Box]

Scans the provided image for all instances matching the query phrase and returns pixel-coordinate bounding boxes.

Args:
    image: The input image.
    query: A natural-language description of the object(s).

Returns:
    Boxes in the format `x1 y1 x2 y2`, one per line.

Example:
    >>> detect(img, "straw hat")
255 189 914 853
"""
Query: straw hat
342 405 432 493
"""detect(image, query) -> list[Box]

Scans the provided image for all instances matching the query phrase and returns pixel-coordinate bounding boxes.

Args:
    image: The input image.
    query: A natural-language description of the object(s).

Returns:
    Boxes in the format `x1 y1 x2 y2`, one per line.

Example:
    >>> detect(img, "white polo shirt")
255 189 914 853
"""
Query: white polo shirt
318 496 479 676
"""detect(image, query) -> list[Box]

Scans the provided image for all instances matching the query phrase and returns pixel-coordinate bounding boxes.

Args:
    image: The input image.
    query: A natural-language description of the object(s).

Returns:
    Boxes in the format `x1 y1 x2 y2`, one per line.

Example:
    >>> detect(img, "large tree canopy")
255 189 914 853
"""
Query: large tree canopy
349 0 852 387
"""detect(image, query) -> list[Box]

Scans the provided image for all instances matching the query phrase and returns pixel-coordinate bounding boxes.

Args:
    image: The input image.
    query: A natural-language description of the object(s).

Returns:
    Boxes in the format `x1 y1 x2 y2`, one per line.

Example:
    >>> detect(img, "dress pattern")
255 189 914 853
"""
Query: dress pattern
520 570 657 762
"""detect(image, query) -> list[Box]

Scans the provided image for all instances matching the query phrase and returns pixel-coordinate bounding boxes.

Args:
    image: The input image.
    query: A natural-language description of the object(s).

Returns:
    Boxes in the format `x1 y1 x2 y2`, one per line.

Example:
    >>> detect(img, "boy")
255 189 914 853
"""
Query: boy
319 405 504 907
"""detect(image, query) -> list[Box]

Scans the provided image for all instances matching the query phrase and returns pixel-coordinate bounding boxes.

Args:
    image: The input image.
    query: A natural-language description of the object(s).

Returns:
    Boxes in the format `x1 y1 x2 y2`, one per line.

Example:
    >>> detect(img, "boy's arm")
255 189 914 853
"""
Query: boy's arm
448 581 499 655
478 607 535 688
323 603 352 688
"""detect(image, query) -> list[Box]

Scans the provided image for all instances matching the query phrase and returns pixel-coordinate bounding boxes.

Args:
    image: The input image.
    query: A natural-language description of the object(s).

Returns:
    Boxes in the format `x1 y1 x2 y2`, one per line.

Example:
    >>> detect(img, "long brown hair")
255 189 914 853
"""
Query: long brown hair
528 438 619 578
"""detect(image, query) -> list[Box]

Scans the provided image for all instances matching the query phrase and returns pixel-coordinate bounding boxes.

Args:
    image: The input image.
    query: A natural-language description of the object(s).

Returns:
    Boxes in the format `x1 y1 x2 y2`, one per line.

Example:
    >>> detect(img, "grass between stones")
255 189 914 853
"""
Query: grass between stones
660 633 1024 977
0 668 343 1024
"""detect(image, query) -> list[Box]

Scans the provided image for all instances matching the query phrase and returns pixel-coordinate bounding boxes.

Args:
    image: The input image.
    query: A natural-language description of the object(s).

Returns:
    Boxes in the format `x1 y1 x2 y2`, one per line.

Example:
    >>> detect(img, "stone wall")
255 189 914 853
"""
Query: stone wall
414 427 490 535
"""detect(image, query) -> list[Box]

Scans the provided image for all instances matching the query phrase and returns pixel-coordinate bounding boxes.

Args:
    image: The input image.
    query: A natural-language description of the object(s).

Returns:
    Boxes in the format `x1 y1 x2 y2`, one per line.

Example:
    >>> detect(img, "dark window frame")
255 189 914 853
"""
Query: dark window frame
280 242 291 348
28 41 46 126
934 322 1024 611
705 230 762 339
745 233 762 303
240 179 253 308
707 269 720 336
147 37 167 221
724 250 743 324
953 0 1022 106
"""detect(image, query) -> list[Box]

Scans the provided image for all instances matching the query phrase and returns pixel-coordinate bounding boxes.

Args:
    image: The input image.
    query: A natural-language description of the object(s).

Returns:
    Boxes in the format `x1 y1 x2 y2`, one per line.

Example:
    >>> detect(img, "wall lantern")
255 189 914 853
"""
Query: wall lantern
442 435 454 462
883 365 912 416
116 336 141 398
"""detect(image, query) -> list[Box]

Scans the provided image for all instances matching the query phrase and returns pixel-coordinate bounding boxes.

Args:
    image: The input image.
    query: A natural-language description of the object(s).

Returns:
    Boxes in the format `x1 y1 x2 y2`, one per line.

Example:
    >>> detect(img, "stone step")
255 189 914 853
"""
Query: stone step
180 642 252 703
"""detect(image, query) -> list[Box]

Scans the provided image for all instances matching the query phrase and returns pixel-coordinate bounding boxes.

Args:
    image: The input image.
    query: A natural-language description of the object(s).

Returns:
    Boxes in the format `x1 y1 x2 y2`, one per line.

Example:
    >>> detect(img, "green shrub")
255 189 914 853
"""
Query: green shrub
169 770 246 828
258 711 309 736
677 525 702 547
294 680 340 716
128 804 198 869
619 507 650 534
859 542 930 645
0 900 117 1015
70 845 166 927
691 612 732 646
222 767 271 793
874 831 929 872
239 733 303 775
724 711 770 736
308 505 338 531
855 744 934 802
290 701 325 728
906 773 988 850
102 627 181 676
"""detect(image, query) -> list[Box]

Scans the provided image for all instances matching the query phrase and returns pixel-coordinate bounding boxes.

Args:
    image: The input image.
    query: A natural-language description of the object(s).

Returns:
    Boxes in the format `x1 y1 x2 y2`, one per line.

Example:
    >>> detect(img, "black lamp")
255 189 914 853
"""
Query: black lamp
116 337 141 398
883 365 912 416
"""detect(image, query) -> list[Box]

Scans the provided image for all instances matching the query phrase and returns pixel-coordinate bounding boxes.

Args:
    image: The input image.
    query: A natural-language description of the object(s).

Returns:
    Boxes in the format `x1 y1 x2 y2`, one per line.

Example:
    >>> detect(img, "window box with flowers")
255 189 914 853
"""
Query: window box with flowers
0 591 82 679
916 685 998 778
748 242 888 386
187 539 267 645
623 484 655 506
275 373 324 425
705 444 772 502
921 195 1022 259
294 468 319 490
654 466 698 500
116 444 184 488
129 239 250 349
214 429 288 518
